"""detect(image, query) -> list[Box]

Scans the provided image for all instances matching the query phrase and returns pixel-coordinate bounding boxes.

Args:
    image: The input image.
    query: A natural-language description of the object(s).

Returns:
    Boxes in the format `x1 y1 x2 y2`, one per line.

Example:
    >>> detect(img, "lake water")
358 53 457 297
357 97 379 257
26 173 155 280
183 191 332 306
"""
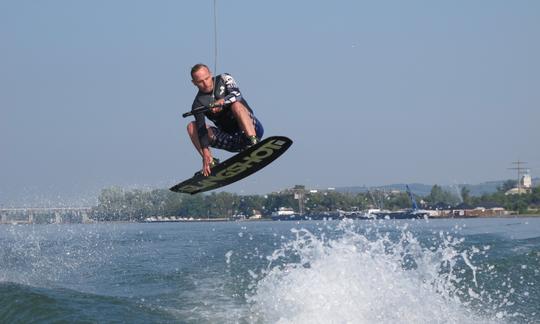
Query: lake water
1 218 539 323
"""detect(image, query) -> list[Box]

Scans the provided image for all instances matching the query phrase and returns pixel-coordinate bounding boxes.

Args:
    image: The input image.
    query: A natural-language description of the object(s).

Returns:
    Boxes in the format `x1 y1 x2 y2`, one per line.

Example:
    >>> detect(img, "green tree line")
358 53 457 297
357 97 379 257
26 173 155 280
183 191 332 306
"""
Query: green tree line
464 182 540 214
92 182 540 221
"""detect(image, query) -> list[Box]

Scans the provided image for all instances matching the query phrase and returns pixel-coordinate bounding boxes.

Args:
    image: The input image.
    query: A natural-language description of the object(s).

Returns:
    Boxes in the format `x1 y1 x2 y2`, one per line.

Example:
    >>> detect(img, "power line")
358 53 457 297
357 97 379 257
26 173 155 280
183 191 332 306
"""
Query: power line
211 0 219 102
508 160 528 192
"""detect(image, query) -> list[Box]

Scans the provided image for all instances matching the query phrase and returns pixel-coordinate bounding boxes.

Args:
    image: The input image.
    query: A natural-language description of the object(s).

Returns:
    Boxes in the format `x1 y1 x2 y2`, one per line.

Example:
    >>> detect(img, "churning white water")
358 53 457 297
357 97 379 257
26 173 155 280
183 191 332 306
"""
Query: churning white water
248 220 504 324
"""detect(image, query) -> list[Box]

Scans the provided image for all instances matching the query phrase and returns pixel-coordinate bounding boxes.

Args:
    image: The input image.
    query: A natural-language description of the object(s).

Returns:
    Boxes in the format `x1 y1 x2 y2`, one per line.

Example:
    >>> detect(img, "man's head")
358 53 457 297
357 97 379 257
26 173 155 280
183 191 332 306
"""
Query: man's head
191 63 213 93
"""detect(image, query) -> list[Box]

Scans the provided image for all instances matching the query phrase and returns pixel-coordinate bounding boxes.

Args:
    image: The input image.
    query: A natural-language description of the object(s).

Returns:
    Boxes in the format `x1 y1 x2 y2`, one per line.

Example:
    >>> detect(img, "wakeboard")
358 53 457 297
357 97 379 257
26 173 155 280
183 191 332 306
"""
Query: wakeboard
170 136 293 194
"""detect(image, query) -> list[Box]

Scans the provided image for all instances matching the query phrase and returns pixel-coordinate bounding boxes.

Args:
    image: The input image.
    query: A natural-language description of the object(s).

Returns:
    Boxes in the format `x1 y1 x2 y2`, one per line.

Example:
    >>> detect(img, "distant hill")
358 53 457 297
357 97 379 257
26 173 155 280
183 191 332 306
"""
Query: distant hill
336 178 540 197
336 183 433 196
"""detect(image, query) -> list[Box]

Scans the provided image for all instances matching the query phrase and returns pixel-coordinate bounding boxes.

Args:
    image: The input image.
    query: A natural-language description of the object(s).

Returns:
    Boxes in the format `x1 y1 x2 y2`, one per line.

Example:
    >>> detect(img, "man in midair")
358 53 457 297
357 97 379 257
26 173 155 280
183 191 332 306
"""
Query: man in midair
187 64 264 176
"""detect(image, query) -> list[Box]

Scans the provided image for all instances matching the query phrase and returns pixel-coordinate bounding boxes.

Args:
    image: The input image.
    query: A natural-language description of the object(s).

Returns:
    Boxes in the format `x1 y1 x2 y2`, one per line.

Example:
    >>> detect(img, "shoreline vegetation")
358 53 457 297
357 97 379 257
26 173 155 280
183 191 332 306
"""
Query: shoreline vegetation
1 181 538 224
91 182 540 222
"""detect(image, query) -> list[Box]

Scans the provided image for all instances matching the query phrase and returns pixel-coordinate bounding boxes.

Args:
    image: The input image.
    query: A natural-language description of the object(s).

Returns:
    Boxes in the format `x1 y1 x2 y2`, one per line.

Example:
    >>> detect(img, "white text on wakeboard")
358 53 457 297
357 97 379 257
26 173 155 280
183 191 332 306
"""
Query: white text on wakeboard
180 139 287 193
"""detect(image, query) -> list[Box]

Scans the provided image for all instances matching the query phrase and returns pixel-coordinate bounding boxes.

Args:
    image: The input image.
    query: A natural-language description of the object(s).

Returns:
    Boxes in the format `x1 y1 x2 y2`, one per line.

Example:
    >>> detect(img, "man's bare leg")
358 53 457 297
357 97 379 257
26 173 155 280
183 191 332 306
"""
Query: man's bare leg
187 121 215 158
230 102 256 137
187 121 218 176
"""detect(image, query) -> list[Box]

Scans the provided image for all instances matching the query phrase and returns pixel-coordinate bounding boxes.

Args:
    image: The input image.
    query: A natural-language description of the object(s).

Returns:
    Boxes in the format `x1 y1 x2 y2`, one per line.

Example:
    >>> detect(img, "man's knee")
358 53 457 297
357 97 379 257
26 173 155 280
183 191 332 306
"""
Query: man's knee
230 102 248 115
187 121 197 135
188 122 215 141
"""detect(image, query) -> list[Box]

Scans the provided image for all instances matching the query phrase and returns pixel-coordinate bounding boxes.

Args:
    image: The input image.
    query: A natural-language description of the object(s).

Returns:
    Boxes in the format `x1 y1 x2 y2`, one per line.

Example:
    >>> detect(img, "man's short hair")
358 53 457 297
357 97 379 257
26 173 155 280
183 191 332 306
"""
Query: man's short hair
191 63 209 78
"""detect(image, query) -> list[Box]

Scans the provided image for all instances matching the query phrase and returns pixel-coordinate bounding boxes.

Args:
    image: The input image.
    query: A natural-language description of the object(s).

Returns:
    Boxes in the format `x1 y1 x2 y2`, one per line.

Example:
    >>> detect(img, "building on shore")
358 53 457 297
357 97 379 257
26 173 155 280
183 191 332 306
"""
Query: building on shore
506 172 533 195
427 202 509 218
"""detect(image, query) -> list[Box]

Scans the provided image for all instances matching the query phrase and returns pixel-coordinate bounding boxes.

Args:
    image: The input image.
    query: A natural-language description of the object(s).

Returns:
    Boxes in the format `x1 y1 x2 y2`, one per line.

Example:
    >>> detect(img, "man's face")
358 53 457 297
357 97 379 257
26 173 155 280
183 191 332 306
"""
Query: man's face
191 67 213 93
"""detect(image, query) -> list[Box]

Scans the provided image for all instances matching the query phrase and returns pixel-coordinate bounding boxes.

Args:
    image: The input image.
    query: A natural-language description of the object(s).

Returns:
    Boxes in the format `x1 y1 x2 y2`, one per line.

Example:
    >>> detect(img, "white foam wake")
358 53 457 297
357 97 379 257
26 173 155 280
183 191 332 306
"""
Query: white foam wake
248 220 502 324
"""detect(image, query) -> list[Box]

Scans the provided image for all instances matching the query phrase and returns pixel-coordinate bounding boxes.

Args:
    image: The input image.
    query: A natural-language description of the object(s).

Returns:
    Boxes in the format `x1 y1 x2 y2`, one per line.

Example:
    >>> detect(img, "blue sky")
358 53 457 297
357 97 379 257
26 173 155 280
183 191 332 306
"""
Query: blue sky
1 0 539 205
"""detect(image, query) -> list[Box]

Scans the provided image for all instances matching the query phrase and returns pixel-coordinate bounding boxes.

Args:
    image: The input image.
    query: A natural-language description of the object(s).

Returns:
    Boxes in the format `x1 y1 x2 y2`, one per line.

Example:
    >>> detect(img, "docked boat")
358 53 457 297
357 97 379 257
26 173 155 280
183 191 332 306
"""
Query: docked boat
271 207 305 221
371 209 428 219
369 185 430 219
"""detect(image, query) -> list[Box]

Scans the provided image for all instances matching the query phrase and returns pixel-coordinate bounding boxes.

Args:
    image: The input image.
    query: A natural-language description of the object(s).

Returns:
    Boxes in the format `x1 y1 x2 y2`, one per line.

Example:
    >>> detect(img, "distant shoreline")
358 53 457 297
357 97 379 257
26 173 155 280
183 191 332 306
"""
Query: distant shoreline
139 215 540 223
428 214 540 220
2 215 539 226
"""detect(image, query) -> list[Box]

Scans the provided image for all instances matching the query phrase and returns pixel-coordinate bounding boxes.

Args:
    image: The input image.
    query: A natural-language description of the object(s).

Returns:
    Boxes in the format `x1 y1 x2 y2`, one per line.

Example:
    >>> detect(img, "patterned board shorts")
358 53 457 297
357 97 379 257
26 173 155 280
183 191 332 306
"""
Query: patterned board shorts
209 115 264 152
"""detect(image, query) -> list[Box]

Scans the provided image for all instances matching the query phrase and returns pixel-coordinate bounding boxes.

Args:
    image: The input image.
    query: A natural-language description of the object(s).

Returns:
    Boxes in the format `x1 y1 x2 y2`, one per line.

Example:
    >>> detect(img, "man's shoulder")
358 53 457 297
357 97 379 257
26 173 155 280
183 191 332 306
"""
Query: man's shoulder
219 72 234 79
219 73 237 87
